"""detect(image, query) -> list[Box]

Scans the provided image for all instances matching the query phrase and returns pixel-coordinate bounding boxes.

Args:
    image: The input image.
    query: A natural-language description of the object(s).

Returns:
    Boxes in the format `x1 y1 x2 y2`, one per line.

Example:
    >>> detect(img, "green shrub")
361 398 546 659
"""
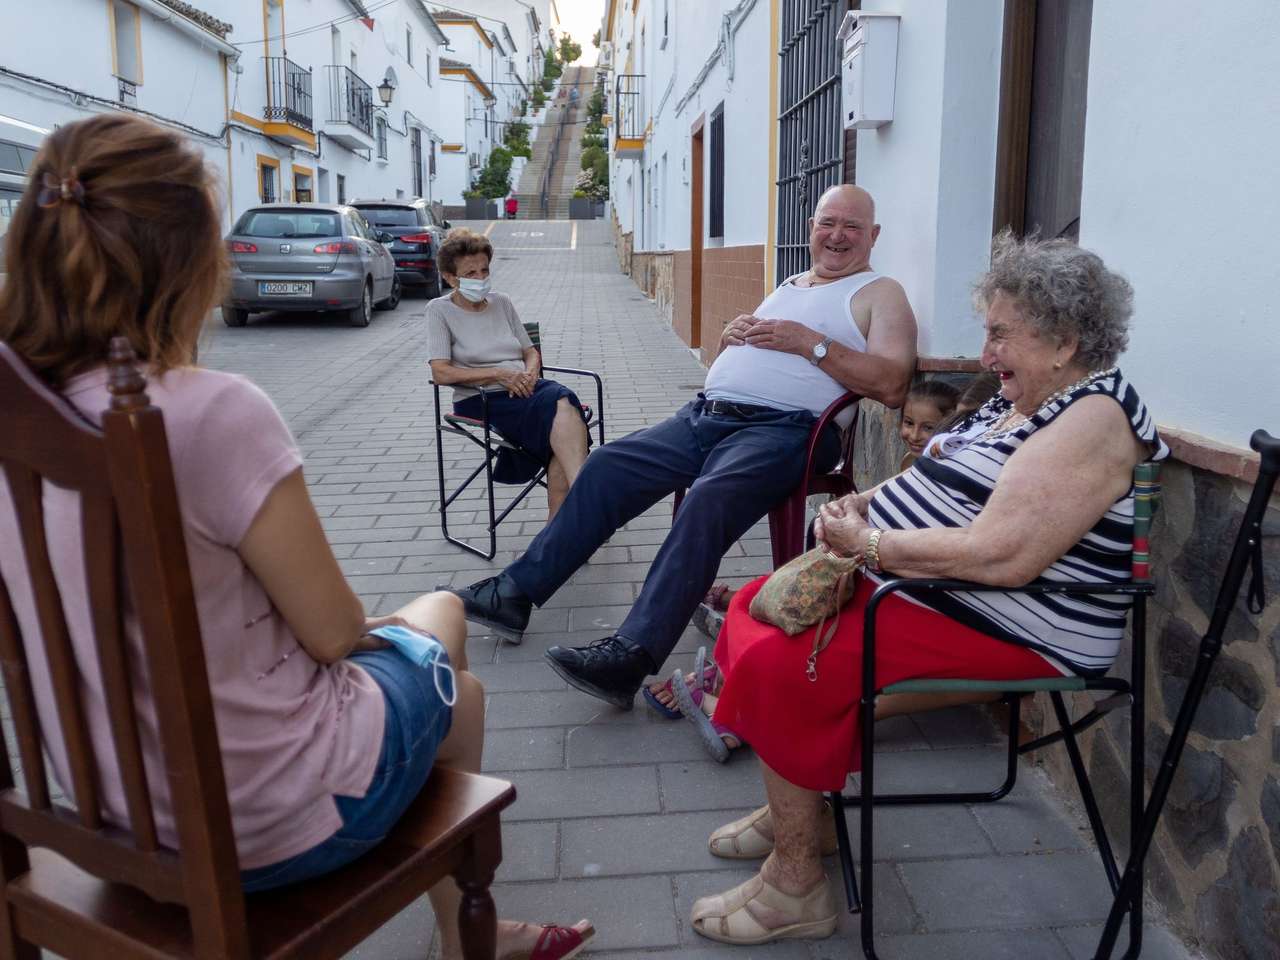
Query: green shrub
580 144 605 171
558 35 582 64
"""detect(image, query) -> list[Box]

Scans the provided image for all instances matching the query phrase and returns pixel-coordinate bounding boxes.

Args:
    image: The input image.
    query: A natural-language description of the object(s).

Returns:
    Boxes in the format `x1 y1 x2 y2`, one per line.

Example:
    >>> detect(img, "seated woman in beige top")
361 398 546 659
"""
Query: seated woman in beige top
426 229 592 521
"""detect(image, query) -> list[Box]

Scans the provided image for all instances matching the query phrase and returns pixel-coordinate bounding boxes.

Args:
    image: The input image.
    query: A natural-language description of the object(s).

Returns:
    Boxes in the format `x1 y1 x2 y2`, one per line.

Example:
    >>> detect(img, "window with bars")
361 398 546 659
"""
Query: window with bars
429 139 437 177
411 128 424 197
709 103 725 239
259 161 277 203
336 173 346 204
376 117 388 159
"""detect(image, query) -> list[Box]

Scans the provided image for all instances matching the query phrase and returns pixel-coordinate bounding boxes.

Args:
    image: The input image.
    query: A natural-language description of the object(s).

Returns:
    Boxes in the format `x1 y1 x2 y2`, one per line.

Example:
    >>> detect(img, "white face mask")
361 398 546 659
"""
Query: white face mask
456 277 491 302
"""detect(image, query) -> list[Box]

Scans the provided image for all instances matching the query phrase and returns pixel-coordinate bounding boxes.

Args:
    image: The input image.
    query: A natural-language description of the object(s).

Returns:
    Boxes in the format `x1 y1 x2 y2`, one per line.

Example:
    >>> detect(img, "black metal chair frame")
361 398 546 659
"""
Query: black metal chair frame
432 331 605 560
832 429 1278 960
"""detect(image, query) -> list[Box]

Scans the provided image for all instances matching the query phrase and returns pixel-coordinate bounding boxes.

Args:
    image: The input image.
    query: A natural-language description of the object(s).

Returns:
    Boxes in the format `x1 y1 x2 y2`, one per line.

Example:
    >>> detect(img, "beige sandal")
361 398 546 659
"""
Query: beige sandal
690 873 838 945
707 802 839 859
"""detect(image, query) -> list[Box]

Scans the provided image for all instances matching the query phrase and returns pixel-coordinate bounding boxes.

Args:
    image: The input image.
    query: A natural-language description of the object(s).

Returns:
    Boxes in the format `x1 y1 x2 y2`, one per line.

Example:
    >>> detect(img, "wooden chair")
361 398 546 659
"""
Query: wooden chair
674 392 862 570
432 322 606 560
0 338 515 959
834 441 1279 959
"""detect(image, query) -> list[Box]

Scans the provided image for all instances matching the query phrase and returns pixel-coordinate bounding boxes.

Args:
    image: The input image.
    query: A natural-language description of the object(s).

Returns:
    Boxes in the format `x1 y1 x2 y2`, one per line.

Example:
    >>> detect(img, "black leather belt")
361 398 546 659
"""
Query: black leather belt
703 398 782 418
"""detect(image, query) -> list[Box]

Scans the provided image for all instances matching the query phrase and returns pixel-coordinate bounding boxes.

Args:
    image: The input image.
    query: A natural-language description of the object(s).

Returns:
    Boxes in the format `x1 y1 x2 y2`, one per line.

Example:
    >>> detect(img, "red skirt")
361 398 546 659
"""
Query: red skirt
711 575 1060 792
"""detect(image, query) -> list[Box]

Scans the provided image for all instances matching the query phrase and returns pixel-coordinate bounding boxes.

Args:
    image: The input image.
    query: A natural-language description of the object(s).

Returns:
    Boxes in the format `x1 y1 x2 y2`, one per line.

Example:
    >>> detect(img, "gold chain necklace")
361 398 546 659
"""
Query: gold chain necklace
976 367 1118 442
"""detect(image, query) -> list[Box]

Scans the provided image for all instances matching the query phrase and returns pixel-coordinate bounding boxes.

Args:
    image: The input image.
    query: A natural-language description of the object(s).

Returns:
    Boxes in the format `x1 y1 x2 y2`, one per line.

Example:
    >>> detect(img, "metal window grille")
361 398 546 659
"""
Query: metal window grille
710 104 725 239
429 139 437 176
260 163 276 203
117 78 137 106
376 118 388 159
264 57 313 129
776 0 850 281
336 173 346 204
325 64 374 137
411 128 424 197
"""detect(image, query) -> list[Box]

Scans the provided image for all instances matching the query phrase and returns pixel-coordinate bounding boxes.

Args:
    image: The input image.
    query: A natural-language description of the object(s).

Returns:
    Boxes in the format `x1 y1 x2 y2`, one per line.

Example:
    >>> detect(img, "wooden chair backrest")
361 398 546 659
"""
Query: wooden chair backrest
0 339 249 957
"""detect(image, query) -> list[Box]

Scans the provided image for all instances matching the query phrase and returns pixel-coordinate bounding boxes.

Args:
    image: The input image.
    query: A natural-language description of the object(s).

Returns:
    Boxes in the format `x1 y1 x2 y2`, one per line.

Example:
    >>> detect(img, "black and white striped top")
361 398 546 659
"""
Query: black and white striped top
866 369 1168 676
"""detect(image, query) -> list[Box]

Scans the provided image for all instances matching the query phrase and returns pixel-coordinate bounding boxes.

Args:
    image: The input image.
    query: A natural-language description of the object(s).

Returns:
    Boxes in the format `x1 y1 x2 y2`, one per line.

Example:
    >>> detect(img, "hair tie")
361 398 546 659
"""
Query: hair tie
37 168 87 209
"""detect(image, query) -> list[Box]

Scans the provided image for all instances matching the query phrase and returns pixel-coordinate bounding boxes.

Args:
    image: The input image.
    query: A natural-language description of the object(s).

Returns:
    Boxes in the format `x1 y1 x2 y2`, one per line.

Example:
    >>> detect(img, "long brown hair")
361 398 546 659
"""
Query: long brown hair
0 113 226 387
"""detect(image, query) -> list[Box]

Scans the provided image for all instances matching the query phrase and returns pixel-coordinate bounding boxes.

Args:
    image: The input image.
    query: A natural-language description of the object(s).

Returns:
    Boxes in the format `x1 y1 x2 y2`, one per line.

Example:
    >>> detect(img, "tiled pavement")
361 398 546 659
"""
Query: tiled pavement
194 219 1200 959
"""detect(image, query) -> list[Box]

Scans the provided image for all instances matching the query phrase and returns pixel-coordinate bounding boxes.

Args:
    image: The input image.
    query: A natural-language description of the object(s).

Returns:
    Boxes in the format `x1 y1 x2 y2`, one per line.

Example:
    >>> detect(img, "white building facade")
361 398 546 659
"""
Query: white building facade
0 0 547 228
601 0 775 357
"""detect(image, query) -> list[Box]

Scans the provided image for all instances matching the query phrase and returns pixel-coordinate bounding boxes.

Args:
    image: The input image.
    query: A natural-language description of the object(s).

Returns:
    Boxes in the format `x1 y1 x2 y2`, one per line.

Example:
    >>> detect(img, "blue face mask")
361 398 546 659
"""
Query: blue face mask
456 277 491 302
367 625 457 706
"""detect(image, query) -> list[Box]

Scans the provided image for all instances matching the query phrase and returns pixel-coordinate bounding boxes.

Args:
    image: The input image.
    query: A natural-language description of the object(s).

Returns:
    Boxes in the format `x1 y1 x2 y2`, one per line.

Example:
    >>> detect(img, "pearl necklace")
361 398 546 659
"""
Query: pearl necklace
976 367 1118 442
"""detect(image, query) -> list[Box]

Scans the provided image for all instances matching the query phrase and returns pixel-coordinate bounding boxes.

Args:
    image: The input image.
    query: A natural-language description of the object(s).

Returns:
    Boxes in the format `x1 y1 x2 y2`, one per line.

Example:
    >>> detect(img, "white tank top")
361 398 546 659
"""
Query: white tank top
703 270 880 416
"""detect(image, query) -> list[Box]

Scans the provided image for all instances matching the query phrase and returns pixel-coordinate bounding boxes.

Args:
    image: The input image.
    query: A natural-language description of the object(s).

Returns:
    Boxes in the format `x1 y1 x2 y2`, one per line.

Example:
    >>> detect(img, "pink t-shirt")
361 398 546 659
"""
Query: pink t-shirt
0 366 384 869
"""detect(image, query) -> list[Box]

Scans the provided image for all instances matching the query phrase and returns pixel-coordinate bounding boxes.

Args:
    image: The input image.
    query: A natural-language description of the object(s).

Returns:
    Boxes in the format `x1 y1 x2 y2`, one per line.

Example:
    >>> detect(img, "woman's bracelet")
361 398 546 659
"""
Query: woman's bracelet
864 529 884 574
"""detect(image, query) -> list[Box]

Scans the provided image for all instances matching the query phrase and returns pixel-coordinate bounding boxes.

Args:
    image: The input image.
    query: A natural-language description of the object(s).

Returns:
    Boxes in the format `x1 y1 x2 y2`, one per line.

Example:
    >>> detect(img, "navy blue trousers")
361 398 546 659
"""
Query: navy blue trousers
505 397 838 669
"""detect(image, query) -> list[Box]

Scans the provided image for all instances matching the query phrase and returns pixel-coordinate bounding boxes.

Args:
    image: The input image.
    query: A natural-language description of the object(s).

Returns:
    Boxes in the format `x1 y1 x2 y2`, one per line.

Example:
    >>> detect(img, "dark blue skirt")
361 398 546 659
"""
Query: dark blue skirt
453 379 590 483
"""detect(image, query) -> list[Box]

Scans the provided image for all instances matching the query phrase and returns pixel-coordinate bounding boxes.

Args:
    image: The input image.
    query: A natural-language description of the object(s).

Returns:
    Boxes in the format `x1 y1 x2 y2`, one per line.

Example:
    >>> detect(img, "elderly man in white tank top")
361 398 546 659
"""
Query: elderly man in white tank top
450 185 918 708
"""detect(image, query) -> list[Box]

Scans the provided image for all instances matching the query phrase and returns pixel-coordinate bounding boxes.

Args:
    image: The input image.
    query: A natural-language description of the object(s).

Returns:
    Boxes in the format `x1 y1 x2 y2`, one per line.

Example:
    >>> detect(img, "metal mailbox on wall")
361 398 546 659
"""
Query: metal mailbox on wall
838 12 901 130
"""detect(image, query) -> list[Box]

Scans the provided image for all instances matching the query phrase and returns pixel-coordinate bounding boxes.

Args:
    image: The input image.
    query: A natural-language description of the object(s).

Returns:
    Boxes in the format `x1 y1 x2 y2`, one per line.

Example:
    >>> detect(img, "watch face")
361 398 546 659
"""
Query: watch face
814 342 828 358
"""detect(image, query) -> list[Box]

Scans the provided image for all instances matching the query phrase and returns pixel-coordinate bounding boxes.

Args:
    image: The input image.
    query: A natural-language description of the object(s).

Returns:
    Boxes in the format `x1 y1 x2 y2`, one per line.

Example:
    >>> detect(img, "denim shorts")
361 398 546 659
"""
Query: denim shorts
240 648 454 893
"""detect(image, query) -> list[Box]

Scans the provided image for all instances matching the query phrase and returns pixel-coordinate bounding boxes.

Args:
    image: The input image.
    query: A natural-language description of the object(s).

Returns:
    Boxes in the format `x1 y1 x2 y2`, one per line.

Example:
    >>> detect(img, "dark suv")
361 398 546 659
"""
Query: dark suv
352 199 448 297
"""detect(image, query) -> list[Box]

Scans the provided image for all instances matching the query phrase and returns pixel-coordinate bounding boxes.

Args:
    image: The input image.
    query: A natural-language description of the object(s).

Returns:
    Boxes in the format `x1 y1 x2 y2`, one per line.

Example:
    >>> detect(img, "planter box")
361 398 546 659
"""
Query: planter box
569 198 596 220
464 197 489 219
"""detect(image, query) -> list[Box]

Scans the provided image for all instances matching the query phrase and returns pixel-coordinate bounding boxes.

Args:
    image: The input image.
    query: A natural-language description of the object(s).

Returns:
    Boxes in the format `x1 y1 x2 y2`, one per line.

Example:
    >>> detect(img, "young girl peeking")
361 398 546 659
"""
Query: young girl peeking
899 380 960 470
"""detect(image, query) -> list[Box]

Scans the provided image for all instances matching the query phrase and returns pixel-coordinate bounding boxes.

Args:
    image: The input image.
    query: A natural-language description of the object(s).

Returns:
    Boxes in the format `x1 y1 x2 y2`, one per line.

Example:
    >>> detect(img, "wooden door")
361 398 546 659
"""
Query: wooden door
690 114 705 349
994 0 1094 240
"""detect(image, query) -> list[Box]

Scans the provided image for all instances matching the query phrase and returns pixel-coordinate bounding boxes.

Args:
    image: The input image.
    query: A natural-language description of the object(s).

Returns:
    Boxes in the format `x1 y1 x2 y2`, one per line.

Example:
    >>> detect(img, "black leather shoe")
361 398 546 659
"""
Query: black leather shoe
544 636 657 710
449 574 531 644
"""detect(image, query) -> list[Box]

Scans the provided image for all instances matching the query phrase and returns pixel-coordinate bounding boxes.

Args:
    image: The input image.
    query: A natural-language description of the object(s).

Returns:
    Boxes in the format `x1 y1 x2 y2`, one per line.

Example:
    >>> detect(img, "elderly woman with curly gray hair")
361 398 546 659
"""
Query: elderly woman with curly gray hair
684 232 1169 946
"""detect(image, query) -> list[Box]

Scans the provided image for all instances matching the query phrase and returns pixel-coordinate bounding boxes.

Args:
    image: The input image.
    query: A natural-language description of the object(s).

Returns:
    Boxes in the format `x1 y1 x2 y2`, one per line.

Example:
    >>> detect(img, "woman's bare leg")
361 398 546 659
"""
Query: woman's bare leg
757 761 826 895
548 398 589 486
546 457 569 521
390 593 586 958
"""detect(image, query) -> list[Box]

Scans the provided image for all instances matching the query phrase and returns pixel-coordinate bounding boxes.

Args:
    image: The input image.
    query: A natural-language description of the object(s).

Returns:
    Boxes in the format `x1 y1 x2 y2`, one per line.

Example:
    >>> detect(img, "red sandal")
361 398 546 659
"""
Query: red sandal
513 919 594 960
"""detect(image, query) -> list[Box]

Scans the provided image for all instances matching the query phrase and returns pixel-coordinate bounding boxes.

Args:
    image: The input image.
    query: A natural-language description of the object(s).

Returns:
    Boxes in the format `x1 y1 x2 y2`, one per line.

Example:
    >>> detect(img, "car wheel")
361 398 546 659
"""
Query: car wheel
376 275 402 311
223 307 249 328
348 283 373 327
428 276 443 299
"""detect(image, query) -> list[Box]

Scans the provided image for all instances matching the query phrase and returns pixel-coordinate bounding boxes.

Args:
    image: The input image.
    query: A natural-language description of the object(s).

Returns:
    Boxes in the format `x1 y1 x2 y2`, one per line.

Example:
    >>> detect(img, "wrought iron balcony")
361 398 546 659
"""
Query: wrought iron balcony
325 64 374 145
264 56 313 131
614 73 644 159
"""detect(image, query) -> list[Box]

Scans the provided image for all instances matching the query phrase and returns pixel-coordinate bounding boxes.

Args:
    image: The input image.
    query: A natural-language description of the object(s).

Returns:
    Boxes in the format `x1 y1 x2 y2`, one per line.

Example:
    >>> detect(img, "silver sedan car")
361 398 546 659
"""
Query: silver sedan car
222 203 399 328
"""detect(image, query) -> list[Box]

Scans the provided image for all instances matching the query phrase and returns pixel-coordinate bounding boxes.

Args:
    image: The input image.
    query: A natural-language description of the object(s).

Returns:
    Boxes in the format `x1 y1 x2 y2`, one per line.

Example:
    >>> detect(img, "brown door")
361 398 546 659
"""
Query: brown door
993 0 1094 240
690 114 705 349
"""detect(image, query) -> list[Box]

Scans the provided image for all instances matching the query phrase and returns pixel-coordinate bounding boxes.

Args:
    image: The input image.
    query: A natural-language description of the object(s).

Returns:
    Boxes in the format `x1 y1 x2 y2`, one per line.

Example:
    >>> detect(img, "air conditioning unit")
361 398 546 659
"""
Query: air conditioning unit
598 41 614 71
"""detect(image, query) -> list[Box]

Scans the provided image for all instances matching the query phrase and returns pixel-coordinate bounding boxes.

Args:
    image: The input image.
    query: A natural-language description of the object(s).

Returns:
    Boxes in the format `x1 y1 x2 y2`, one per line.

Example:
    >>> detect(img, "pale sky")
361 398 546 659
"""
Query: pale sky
554 0 605 65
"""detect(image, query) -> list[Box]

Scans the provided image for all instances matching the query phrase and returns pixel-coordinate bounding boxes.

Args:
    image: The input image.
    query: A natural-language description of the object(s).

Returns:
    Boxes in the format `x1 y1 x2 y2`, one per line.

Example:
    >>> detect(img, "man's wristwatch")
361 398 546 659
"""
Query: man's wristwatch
809 336 833 366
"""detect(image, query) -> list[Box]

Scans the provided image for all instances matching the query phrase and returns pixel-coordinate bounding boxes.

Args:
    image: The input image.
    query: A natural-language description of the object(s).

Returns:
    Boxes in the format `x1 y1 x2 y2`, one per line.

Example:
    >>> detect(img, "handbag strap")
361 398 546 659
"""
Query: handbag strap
806 571 856 682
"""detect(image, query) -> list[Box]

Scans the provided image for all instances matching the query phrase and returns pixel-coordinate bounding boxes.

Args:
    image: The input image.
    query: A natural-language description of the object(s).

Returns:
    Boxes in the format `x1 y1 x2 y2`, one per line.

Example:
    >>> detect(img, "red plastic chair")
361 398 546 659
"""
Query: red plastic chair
674 392 862 569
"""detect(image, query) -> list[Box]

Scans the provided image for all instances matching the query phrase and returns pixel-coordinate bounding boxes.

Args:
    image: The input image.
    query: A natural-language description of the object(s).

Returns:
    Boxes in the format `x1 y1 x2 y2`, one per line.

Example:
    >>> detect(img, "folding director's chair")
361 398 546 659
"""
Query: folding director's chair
834 433 1278 960
432 322 605 560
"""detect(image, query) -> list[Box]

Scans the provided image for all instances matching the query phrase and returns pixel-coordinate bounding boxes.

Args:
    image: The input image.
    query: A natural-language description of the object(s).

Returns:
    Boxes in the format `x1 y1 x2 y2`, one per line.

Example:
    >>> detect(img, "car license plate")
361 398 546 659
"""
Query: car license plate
259 281 313 296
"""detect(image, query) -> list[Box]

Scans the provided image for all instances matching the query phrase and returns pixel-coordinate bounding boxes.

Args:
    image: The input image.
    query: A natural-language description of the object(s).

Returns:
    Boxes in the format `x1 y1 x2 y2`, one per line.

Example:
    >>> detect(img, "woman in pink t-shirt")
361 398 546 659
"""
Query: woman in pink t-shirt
0 114 591 960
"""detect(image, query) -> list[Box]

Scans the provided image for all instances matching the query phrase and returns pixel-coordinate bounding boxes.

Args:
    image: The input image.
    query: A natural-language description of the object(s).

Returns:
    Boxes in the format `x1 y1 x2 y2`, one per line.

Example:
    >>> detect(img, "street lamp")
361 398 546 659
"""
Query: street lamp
377 71 396 106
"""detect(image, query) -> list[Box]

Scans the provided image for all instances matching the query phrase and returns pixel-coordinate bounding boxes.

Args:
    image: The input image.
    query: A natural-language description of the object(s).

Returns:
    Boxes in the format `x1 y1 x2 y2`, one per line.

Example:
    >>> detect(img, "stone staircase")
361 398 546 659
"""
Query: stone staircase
512 66 594 219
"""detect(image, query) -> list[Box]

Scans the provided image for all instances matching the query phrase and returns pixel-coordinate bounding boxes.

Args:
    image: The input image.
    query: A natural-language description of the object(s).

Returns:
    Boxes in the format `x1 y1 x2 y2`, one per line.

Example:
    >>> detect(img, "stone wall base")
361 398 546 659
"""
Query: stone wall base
630 251 675 327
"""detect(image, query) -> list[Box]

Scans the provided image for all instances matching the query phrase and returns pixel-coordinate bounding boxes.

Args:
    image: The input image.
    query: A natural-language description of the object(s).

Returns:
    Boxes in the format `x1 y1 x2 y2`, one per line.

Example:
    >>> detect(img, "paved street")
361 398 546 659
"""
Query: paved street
198 219 1197 960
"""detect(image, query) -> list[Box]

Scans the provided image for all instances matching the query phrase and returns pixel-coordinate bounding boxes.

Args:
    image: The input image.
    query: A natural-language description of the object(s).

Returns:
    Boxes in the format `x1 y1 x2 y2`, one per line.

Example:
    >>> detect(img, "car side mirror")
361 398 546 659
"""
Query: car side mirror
377 231 395 243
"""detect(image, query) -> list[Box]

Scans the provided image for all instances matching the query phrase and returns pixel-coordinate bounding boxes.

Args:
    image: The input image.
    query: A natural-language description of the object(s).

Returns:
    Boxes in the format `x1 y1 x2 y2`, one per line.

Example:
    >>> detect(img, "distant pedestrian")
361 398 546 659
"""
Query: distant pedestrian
505 195 518 219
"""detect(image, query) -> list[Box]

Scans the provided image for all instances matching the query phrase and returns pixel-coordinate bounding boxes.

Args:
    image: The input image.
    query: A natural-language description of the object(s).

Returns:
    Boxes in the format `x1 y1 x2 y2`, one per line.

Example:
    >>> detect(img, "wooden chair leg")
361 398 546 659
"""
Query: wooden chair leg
0 837 38 960
454 818 503 960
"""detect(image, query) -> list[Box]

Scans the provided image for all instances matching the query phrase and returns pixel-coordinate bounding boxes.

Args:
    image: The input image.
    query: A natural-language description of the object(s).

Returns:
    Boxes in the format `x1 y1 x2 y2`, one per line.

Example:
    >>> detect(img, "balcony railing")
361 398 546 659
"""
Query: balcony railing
325 64 373 137
264 56 313 130
614 73 644 142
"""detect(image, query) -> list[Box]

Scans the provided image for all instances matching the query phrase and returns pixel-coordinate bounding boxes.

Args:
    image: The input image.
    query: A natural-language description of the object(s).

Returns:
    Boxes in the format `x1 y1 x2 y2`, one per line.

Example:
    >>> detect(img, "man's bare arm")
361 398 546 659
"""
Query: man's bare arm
824 277 916 408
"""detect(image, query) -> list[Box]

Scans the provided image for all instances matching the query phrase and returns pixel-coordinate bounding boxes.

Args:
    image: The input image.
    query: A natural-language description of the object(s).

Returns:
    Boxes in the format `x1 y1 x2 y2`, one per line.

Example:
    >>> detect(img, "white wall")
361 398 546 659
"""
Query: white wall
0 0 230 212
610 0 771 253
854 0 1003 356
1078 0 1280 447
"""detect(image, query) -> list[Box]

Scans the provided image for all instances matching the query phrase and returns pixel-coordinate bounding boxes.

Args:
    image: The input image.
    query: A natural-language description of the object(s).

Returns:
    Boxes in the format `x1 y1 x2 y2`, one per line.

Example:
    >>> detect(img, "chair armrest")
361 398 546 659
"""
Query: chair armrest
860 576 1155 702
804 392 862 485
541 365 606 446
